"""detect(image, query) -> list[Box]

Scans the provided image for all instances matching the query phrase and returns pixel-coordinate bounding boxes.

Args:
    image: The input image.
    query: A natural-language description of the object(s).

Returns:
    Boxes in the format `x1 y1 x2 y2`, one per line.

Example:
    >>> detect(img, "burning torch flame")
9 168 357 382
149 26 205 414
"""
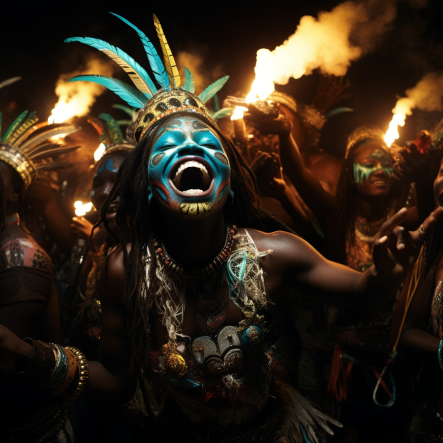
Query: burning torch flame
384 113 407 148
94 143 106 162
74 201 93 217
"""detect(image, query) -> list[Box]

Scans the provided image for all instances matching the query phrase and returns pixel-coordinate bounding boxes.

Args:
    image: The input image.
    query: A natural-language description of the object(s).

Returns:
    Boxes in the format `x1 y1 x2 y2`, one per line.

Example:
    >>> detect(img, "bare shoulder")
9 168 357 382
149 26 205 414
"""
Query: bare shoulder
0 233 52 272
241 228 324 276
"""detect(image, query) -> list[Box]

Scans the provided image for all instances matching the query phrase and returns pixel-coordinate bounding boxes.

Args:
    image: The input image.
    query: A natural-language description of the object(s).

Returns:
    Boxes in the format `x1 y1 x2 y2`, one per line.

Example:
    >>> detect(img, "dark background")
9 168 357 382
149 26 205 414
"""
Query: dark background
1 0 443 158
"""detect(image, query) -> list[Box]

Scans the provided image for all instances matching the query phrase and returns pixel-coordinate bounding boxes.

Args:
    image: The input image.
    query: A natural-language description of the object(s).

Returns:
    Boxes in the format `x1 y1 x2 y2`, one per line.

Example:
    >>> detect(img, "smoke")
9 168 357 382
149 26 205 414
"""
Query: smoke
48 57 114 123
176 50 223 95
249 0 428 100
385 72 443 145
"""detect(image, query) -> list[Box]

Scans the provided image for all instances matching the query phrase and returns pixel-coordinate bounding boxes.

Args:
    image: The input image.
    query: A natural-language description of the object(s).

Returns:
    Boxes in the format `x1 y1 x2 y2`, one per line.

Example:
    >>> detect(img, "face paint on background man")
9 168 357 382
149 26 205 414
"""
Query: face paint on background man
148 118 231 218
353 149 393 184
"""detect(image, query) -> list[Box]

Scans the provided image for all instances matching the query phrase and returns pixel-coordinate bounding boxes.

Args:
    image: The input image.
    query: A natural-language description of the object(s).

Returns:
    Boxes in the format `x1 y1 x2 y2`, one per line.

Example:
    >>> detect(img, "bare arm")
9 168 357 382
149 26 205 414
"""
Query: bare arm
254 206 443 312
244 113 335 219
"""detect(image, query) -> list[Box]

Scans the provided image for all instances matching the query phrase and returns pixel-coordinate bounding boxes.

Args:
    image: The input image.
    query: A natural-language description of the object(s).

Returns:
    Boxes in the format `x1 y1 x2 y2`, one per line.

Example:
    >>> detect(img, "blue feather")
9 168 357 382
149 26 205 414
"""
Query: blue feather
212 108 233 120
300 423 314 443
65 36 156 95
109 12 170 91
324 107 354 120
198 76 229 104
68 75 147 108
183 67 195 93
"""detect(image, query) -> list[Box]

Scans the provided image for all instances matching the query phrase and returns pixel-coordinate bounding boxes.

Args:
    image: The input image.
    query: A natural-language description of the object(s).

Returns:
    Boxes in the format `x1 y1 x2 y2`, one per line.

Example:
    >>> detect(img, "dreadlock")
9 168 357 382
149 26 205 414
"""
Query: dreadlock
99 111 287 373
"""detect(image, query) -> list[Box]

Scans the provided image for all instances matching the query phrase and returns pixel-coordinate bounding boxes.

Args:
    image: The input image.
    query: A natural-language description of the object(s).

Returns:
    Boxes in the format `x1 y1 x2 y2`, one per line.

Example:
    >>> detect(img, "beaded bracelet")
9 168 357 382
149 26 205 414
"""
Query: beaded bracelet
438 339 443 372
64 347 89 402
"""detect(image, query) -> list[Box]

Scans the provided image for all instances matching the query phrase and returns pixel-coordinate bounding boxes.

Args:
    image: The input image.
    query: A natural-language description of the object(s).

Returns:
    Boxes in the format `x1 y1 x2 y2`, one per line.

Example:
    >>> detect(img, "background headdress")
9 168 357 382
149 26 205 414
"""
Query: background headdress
88 112 135 160
345 125 387 158
66 13 231 143
0 111 80 189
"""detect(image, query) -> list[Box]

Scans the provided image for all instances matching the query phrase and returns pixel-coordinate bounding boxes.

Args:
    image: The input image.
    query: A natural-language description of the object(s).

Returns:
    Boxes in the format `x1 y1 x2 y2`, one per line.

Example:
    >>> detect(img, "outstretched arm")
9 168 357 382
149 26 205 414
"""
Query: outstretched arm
255 207 443 311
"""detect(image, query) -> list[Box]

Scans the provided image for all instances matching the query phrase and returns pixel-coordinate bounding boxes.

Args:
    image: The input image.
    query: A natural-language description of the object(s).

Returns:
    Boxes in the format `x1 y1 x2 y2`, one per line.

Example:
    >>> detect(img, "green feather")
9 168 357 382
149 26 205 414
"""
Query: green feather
65 37 155 96
198 76 229 104
109 12 170 90
8 111 39 145
212 108 233 120
2 110 28 143
68 75 147 108
183 67 195 93
99 113 123 146
112 104 136 118
116 119 132 126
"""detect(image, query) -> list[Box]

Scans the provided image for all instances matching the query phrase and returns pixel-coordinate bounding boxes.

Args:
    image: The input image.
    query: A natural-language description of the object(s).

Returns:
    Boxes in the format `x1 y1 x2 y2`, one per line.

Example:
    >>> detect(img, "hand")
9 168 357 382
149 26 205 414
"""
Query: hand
373 207 443 279
70 216 94 241
250 151 286 198
392 142 429 183
0 324 34 371
244 112 292 137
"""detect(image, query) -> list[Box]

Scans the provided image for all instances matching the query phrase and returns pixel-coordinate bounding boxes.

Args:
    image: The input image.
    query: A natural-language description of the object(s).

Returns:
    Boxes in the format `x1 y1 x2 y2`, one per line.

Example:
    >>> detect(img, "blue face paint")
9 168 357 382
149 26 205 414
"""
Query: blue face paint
148 118 231 218
353 149 393 184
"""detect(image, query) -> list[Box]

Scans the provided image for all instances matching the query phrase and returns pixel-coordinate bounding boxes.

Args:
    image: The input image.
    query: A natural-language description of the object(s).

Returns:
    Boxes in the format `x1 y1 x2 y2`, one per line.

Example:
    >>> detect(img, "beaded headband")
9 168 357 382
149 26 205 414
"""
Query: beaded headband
0 111 80 189
88 113 135 160
66 13 230 143
346 125 388 158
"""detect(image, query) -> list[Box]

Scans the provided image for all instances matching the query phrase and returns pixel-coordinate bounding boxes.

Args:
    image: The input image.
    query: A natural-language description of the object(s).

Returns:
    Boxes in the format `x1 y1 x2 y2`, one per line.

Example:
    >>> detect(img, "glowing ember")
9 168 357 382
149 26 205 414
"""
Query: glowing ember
231 106 248 121
74 201 93 217
94 143 106 162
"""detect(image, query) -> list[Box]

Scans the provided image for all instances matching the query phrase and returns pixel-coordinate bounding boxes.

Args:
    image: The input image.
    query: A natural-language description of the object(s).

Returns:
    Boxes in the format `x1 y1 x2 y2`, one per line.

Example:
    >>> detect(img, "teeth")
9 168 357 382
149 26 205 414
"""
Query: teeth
183 189 204 194
173 161 210 188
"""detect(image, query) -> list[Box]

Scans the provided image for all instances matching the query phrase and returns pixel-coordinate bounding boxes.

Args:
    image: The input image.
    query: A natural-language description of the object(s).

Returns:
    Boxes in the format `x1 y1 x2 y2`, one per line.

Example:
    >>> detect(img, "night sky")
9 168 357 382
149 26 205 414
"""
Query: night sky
1 0 443 158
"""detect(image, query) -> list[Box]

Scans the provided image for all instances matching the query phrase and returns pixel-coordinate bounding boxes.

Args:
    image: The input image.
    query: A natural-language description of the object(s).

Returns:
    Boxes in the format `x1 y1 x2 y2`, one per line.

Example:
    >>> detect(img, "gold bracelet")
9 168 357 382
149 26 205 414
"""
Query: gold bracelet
64 347 89 402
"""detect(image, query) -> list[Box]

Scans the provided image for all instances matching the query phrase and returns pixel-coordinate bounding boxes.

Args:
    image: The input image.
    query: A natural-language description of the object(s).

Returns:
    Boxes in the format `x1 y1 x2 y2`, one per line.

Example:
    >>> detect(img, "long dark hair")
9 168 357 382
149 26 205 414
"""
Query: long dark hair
328 145 397 264
99 111 286 371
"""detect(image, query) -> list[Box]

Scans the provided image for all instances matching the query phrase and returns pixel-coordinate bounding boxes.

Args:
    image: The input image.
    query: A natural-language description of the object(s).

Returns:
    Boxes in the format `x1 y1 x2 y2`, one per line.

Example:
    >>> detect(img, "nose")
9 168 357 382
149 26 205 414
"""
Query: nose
177 141 205 157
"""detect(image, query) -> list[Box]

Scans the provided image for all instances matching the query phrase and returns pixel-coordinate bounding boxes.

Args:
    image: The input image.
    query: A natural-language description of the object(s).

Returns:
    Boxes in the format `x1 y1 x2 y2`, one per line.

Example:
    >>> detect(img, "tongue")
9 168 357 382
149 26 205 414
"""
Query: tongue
180 167 204 192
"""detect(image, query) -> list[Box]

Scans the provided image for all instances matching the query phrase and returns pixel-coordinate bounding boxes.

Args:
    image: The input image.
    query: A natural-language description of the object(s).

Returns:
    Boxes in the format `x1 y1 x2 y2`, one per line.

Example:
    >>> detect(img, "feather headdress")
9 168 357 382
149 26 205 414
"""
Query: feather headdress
0 111 80 189
88 113 135 161
66 13 231 142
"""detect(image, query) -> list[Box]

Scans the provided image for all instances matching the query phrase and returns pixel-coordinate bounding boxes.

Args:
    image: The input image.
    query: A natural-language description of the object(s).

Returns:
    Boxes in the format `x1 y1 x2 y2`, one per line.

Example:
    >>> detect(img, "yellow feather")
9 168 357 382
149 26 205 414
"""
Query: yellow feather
153 14 180 88
101 49 153 95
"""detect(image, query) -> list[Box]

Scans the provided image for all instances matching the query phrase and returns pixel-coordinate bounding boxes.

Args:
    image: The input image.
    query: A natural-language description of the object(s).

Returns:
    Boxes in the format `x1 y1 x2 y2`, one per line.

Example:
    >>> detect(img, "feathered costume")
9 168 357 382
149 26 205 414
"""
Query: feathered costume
0 112 80 189
66 13 340 442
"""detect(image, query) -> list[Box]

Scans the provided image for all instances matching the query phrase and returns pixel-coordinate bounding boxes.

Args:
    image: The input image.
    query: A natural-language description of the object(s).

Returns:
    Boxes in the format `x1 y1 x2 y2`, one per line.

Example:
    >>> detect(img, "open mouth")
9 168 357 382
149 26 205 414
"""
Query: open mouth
169 156 214 197
372 180 388 185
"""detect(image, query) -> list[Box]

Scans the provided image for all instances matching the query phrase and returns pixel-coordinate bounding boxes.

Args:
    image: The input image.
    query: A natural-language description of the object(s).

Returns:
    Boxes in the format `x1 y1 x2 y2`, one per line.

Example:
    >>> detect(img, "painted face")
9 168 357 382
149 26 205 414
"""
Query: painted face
352 142 393 197
91 154 124 213
148 117 231 218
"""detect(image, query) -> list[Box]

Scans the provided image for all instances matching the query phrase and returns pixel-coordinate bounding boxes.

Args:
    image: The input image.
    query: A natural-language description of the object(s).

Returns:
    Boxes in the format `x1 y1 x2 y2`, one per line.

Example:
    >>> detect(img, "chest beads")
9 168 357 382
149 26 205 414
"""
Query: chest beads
153 230 269 390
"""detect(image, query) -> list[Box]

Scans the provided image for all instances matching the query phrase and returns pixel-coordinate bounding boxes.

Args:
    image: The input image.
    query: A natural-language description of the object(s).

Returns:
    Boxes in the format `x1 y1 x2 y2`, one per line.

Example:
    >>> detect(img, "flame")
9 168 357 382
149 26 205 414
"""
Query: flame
48 58 114 124
384 113 407 147
94 143 106 162
74 201 93 217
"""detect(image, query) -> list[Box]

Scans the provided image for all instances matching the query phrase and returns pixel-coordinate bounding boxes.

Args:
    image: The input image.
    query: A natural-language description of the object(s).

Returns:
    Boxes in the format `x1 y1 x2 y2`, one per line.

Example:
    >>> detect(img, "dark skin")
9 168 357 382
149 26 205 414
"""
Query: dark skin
0 118 442 417
70 152 124 243
244 113 423 229
391 156 443 425
0 161 60 429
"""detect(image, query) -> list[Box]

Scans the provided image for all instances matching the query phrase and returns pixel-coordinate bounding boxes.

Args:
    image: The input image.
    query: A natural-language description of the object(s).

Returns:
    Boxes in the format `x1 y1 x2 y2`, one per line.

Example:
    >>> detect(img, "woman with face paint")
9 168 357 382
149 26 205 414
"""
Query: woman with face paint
245 112 434 440
0 14 441 443
0 111 80 441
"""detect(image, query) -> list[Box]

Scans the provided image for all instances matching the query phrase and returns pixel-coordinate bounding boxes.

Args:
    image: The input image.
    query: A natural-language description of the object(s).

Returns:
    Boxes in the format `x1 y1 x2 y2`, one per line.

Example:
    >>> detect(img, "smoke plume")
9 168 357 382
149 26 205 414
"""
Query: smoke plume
249 0 428 100
48 57 114 123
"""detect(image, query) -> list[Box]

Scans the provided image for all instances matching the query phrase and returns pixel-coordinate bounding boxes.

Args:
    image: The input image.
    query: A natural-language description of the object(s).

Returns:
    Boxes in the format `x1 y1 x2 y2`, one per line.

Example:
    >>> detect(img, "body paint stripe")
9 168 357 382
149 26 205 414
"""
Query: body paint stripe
151 179 171 205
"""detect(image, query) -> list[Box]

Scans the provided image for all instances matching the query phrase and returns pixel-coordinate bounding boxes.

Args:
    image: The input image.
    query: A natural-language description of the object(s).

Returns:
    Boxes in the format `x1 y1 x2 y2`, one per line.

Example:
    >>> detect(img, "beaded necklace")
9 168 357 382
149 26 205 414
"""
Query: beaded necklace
154 224 237 279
